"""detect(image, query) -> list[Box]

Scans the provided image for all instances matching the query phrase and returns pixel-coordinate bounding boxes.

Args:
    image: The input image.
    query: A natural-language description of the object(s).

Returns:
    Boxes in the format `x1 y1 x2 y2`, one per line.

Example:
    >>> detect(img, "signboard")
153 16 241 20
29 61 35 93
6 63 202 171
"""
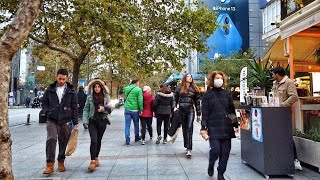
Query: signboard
240 67 247 103
28 76 35 88
37 66 46 71
198 0 249 61
240 109 251 131
251 108 263 142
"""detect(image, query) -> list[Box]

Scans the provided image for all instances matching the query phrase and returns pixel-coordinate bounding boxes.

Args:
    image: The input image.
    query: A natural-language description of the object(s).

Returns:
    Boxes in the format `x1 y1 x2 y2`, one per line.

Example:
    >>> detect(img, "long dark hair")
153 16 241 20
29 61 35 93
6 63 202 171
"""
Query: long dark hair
180 73 199 94
92 83 104 109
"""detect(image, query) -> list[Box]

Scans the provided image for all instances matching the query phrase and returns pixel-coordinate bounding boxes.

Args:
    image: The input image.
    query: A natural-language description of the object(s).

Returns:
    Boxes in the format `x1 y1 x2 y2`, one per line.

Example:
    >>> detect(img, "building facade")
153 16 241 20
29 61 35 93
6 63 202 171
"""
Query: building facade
183 0 265 73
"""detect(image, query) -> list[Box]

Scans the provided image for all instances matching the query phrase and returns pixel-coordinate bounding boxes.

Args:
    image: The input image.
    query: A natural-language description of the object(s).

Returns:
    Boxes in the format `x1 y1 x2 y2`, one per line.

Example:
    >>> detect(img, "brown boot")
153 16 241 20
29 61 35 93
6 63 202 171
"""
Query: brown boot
58 160 66 172
88 161 96 172
95 158 100 167
43 162 54 174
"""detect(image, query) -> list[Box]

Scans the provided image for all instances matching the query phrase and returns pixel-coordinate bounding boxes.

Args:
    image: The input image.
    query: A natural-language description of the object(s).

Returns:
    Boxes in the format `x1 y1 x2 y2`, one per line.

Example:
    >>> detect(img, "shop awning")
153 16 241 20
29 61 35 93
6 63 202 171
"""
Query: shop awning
262 0 320 72
262 36 320 72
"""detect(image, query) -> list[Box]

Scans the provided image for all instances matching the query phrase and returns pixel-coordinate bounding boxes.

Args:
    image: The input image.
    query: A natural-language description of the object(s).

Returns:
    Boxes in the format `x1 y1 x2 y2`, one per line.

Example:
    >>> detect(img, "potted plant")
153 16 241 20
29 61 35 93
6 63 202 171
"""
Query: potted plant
246 57 273 95
246 56 291 95
293 129 320 172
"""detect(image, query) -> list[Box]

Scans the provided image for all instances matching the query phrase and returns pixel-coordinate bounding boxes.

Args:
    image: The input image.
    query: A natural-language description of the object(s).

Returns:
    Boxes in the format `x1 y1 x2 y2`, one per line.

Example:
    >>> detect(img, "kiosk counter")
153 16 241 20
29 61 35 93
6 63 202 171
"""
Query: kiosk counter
239 106 295 179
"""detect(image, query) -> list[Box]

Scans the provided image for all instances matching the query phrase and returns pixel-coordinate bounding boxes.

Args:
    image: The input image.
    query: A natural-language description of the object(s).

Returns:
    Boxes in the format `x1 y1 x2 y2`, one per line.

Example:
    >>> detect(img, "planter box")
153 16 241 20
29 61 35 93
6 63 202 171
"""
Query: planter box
293 136 320 172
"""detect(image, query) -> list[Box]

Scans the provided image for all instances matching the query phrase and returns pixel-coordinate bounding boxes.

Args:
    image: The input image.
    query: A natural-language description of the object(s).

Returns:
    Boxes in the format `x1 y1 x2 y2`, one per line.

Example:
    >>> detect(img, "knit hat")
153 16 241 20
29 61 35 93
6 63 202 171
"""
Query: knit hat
143 86 151 92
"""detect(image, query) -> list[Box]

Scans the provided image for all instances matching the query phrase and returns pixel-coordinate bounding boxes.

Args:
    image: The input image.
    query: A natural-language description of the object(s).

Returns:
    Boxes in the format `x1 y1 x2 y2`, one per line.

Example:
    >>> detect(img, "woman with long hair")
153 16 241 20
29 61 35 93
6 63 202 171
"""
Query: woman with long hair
83 79 112 172
173 73 201 157
200 71 239 180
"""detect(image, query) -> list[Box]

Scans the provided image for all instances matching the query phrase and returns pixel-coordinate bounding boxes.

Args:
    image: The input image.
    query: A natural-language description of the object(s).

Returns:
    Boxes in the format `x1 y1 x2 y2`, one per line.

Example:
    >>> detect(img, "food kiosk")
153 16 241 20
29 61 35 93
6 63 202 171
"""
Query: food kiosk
239 106 295 179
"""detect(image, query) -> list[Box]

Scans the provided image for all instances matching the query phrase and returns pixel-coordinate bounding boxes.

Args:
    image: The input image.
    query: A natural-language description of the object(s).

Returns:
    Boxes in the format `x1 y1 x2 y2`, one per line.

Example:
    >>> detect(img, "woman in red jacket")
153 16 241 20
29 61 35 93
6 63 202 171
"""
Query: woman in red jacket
139 86 155 145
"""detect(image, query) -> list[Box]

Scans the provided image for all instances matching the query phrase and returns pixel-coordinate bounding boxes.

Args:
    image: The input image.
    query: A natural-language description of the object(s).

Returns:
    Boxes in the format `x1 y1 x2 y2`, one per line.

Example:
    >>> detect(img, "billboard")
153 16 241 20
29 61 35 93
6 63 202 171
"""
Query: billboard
198 0 249 60
259 0 273 9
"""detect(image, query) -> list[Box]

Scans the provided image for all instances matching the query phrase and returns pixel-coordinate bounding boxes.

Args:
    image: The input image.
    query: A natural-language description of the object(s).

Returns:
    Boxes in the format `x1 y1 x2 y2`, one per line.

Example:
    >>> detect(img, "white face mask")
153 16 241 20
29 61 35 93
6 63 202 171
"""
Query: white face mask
214 79 223 88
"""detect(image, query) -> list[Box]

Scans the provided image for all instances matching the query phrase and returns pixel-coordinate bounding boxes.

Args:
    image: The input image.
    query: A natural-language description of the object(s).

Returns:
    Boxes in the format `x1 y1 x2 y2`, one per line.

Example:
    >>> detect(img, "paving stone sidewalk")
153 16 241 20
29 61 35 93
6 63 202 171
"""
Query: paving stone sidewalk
11 107 320 180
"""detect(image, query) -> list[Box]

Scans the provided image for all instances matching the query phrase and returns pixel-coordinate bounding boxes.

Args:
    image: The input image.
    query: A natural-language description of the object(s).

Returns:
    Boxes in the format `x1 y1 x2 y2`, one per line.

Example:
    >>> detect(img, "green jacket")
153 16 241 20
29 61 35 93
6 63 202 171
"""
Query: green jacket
124 84 143 111
83 79 111 124
83 96 111 124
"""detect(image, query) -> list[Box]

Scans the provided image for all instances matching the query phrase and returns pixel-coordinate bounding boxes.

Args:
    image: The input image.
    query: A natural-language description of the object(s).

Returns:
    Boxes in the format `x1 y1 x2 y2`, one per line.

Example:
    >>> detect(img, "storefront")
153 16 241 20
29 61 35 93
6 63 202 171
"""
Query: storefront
262 0 320 133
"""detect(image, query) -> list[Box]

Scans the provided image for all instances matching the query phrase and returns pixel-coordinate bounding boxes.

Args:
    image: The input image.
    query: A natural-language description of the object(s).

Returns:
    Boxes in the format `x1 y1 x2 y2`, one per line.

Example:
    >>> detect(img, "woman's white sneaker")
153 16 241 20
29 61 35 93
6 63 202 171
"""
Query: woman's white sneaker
294 159 302 170
186 150 192 157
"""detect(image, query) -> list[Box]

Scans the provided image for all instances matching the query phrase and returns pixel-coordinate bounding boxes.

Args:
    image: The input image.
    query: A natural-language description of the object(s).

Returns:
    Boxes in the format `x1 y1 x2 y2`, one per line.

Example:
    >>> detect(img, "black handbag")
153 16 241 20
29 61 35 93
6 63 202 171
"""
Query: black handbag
226 113 238 125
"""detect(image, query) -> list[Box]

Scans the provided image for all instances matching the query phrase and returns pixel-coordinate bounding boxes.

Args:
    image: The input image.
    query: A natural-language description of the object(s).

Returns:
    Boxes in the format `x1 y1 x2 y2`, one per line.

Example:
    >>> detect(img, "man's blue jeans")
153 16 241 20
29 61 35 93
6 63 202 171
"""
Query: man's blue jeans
124 109 140 144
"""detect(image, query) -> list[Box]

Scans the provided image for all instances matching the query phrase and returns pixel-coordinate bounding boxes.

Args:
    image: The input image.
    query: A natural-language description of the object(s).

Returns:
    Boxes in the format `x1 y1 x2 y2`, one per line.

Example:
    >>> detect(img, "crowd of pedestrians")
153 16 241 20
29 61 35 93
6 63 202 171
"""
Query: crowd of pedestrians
40 68 300 180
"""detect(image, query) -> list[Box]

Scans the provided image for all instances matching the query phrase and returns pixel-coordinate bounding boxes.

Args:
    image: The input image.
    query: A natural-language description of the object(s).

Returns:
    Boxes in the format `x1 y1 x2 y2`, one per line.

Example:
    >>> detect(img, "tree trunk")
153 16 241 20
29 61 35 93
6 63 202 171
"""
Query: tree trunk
71 52 89 89
0 1 42 179
72 60 81 90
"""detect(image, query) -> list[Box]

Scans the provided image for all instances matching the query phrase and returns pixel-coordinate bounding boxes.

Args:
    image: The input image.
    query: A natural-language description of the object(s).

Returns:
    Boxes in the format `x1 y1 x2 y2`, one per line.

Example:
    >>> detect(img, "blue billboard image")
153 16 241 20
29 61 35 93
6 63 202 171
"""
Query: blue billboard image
198 0 249 60
259 0 273 8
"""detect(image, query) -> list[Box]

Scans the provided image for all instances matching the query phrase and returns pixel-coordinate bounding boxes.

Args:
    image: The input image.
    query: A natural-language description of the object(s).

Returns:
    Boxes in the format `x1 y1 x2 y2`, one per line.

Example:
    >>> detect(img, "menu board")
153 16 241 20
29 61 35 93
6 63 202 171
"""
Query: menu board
251 108 263 142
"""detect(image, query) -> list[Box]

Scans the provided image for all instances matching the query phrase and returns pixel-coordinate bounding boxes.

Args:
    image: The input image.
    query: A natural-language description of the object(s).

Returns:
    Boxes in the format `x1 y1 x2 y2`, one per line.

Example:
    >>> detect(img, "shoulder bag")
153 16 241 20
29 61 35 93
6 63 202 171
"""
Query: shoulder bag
124 86 136 102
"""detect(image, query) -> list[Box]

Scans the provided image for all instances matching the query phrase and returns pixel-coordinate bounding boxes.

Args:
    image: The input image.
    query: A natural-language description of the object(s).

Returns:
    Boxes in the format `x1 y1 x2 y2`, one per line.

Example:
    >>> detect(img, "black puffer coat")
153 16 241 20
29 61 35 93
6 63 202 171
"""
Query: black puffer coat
201 87 238 139
77 89 87 116
174 86 201 116
153 92 174 115
42 81 78 125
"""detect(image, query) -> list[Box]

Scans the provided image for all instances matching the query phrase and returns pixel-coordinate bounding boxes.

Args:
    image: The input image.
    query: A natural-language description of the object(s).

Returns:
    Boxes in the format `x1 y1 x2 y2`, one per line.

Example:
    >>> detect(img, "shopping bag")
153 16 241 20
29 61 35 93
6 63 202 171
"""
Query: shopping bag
65 128 79 156
168 110 182 136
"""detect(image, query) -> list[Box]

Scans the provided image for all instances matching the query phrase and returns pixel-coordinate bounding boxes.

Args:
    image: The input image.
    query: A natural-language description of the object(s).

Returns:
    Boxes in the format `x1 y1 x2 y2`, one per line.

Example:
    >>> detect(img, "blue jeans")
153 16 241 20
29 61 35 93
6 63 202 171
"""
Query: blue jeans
124 109 140 143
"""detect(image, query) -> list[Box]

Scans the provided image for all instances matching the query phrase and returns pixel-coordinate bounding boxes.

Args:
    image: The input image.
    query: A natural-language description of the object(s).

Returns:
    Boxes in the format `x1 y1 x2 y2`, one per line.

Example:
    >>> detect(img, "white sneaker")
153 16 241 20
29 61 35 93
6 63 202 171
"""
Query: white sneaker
163 139 167 144
294 159 302 170
186 150 192 157
141 140 146 145
167 135 177 143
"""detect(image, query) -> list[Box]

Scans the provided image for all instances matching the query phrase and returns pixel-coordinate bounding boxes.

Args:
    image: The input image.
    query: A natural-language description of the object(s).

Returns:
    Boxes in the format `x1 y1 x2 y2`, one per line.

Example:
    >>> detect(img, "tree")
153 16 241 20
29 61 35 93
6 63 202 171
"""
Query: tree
2 0 217 89
29 45 74 86
201 49 256 88
0 1 42 179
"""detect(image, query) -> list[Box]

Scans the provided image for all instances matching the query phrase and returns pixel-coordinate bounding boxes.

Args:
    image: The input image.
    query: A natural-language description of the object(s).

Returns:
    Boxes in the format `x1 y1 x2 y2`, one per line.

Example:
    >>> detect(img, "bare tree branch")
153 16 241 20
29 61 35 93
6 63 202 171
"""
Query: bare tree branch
28 33 77 59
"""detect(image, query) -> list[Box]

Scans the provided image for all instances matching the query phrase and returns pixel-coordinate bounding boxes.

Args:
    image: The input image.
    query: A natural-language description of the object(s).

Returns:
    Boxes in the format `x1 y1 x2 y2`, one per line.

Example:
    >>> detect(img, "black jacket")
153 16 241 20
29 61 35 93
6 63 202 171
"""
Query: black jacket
174 86 201 116
77 90 87 109
42 81 78 125
201 87 237 139
153 92 174 115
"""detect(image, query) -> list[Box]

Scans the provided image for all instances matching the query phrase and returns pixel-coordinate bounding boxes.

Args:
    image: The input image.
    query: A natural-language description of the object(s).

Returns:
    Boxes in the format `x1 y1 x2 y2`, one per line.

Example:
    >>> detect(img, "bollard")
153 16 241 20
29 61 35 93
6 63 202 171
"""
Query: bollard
26 114 31 125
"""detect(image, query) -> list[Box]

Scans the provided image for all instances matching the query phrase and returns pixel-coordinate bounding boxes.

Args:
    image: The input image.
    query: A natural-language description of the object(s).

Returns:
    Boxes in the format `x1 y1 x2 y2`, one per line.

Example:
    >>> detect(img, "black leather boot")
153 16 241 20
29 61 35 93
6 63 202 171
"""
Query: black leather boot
207 164 214 176
218 174 225 180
